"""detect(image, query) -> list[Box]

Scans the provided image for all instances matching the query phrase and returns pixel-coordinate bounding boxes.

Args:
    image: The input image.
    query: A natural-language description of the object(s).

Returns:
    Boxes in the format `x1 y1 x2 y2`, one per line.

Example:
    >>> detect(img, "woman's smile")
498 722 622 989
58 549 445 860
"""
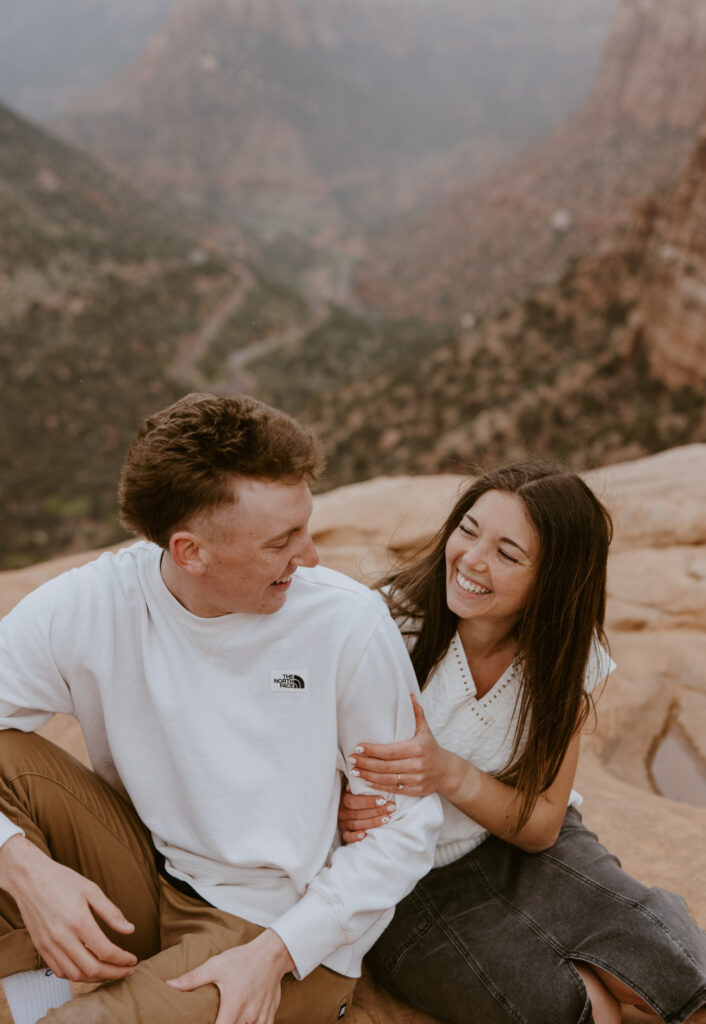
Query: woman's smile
445 489 538 631
453 567 491 595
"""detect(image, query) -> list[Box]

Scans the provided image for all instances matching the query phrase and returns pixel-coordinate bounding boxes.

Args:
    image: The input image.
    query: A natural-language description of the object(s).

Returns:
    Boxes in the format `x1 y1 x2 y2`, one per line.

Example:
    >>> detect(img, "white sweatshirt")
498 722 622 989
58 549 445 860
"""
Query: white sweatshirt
0 543 442 978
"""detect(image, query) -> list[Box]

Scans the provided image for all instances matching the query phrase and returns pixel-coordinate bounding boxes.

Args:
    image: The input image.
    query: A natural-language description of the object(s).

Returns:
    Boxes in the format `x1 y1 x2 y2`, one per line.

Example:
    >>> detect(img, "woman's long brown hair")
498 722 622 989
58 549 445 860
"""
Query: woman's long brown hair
379 461 613 830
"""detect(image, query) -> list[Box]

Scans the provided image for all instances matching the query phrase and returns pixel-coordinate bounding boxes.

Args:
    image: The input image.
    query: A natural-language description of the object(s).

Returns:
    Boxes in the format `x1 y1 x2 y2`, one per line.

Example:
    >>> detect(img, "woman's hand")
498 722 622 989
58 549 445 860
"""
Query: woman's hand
337 790 397 843
348 695 458 798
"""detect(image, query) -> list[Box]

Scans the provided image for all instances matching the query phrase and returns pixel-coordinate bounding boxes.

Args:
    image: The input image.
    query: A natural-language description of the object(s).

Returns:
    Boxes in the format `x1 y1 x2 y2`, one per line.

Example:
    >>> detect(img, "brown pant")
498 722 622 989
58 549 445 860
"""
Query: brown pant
0 730 357 1023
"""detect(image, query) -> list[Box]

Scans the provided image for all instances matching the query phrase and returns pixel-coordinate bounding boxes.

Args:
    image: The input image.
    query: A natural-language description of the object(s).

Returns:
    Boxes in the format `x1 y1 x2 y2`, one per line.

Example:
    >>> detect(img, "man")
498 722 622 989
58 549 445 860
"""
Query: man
0 394 442 1024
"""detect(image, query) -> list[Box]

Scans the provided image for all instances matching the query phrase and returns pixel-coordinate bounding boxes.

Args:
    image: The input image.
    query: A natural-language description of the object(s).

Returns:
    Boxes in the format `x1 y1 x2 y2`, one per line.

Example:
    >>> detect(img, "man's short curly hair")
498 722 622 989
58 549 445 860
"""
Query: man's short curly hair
119 393 325 548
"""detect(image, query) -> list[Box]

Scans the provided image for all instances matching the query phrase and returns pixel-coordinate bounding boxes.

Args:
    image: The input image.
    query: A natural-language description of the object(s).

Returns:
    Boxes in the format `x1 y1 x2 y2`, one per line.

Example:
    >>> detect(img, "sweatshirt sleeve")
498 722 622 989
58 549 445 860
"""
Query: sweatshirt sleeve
0 575 77 846
270 611 443 978
583 633 617 695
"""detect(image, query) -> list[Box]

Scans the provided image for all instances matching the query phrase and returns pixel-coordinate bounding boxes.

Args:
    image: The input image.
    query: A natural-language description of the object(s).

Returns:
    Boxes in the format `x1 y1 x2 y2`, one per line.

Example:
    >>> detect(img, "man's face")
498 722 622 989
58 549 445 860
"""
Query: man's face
191 477 319 617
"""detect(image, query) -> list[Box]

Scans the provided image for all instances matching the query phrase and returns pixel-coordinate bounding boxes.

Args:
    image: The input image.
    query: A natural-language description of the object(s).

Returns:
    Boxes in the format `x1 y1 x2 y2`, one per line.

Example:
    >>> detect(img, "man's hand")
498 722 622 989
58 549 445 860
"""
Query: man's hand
167 928 295 1024
0 835 137 982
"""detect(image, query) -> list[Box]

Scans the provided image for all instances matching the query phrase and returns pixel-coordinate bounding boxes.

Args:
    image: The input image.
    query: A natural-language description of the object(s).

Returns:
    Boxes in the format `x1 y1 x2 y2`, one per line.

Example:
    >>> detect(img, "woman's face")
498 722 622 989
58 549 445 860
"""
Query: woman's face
445 489 539 633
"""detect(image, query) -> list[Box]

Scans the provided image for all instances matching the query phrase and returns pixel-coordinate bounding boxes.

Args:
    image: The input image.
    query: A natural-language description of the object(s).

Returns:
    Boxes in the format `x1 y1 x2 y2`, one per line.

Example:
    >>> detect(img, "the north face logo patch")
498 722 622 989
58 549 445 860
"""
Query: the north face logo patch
271 671 308 691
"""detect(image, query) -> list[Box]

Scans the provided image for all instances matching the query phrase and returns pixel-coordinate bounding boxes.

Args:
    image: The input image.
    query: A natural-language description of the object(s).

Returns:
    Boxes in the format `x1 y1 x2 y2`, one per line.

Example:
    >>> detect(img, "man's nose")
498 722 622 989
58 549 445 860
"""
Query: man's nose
295 532 319 568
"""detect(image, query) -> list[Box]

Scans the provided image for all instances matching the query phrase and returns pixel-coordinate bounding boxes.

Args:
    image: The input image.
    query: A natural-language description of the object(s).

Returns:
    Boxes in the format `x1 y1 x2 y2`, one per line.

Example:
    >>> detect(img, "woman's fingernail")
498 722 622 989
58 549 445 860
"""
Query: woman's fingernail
375 797 386 806
351 768 360 777
354 746 364 754
348 756 357 765
386 803 396 812
381 816 390 824
357 832 366 839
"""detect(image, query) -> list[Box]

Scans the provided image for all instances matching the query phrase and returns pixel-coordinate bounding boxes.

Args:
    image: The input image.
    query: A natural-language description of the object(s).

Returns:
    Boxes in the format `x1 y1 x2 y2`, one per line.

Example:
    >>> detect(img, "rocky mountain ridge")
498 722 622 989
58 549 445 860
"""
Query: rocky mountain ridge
0 100 262 569
6 0 706 571
357 0 706 324
587 0 706 131
173 103 706 498
242 121 706 488
637 129 706 388
11 67 705 571
52 0 616 238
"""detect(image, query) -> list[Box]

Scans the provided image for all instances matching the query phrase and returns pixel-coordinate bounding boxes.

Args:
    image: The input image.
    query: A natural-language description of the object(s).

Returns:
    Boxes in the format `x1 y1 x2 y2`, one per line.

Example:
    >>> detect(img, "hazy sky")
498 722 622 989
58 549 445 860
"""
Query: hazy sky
0 0 176 117
0 0 619 121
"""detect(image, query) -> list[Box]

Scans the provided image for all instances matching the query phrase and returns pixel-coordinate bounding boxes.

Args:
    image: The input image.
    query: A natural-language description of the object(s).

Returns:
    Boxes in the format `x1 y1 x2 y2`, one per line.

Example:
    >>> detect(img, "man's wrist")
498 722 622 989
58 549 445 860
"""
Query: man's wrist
0 834 40 895
258 928 296 977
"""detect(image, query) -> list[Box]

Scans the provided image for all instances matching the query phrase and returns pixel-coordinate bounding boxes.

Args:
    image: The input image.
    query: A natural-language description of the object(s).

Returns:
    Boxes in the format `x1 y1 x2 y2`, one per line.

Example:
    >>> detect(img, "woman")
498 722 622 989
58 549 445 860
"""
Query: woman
340 461 706 1024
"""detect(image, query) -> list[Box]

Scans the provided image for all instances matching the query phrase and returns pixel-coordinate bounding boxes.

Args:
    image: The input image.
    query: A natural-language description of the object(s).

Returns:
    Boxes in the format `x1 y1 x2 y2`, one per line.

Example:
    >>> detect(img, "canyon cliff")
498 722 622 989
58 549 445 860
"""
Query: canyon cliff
52 0 616 237
357 0 706 326
638 130 706 388
0 99 246 568
274 119 706 491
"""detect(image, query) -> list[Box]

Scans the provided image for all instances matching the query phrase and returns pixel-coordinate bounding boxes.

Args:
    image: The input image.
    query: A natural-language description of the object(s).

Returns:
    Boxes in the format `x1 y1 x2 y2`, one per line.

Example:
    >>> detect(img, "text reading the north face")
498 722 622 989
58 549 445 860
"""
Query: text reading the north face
271 671 308 691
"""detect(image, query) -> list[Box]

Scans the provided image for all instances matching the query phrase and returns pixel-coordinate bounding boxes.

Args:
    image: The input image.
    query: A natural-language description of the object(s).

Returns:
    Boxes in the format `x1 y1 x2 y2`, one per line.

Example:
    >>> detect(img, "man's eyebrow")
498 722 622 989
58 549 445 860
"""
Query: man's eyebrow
464 514 530 559
263 526 298 544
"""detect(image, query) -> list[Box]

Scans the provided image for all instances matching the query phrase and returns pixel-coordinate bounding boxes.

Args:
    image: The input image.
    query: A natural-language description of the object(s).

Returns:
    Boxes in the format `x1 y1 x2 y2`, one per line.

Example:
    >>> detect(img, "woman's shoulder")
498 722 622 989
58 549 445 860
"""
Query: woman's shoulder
509 631 616 695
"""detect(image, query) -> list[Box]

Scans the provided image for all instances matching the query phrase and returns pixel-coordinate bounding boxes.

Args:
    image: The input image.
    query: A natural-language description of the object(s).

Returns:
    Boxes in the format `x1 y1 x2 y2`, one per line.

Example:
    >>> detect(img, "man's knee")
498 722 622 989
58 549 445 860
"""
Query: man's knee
0 729 82 788
0 728 50 769
0 729 99 839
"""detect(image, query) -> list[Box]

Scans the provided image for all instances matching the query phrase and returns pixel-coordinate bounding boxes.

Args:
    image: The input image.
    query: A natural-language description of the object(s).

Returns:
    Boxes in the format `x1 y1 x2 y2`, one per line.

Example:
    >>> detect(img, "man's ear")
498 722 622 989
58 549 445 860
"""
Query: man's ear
169 531 207 576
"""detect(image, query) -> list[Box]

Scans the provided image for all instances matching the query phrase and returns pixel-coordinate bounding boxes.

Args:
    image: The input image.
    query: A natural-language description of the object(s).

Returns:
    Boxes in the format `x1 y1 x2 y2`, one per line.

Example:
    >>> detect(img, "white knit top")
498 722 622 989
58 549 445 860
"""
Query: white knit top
418 632 615 868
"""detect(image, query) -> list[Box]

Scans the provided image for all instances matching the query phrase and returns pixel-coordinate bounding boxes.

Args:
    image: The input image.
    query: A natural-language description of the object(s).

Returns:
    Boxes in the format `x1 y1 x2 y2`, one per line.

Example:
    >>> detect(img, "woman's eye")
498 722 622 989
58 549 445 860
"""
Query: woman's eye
459 524 477 537
499 549 519 563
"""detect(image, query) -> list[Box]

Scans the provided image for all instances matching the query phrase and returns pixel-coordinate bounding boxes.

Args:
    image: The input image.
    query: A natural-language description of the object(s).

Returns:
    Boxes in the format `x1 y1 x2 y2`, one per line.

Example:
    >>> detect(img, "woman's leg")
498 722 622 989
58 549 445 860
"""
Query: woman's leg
535 809 706 1023
574 965 621 1024
367 865 593 1024
368 810 706 1024
590 965 654 1013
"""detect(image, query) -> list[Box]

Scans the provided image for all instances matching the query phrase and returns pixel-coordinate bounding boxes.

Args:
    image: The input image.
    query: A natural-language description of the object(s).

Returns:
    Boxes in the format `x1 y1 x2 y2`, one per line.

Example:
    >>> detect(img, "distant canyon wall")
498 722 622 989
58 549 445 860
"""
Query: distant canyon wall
586 0 706 131
639 130 706 388
52 0 617 235
357 0 706 327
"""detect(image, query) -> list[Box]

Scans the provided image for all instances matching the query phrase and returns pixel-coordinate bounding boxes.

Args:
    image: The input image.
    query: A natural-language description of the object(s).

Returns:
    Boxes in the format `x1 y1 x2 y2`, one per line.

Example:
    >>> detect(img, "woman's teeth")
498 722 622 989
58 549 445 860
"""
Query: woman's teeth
456 572 490 595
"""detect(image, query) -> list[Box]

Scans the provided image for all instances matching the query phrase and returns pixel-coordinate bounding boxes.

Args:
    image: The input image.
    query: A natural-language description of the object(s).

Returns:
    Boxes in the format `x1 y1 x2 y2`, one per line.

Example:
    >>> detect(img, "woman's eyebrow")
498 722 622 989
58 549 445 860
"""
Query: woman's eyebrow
464 514 530 559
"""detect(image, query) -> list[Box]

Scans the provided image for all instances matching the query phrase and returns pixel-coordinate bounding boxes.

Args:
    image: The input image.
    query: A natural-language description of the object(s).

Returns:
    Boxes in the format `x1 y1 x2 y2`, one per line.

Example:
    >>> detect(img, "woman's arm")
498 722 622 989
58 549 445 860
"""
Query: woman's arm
440 731 580 852
346 695 581 853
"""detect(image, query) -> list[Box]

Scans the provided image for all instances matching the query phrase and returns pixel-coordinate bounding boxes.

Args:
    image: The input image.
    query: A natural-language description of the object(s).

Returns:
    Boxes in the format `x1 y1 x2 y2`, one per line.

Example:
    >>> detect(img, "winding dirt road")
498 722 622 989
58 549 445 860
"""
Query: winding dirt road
170 262 255 390
170 260 327 395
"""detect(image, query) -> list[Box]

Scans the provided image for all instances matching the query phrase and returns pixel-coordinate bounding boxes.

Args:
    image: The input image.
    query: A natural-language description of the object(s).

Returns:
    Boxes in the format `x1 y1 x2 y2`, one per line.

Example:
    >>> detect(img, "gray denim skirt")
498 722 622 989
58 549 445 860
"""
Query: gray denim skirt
366 808 706 1024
